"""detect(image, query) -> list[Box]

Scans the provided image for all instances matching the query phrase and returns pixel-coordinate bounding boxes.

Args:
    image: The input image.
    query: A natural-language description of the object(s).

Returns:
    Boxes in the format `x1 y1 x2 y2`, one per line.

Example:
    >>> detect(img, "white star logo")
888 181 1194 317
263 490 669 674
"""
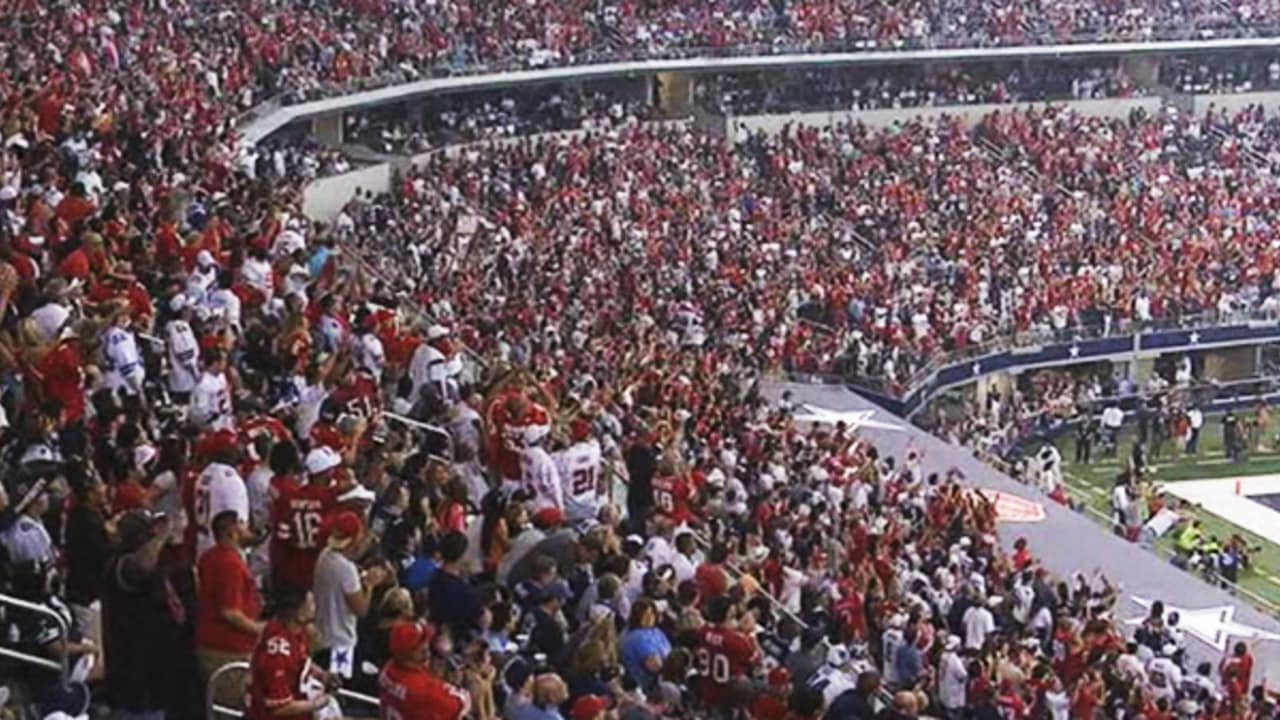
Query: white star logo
792 404 905 432
1069 345 1080 358
1189 331 1200 344
972 362 982 376
1126 597 1280 652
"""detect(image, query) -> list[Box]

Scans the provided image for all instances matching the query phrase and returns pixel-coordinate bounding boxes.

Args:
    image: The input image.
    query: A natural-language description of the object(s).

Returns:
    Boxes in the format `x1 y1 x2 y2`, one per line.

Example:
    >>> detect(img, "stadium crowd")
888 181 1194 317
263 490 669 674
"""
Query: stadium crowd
2 0 1277 116
5 2 1280 720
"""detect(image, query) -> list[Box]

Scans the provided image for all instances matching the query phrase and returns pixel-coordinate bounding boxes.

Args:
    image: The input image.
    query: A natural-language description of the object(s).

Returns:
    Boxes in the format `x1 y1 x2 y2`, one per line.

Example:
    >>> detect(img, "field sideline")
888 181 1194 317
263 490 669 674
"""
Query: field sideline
1048 411 1280 608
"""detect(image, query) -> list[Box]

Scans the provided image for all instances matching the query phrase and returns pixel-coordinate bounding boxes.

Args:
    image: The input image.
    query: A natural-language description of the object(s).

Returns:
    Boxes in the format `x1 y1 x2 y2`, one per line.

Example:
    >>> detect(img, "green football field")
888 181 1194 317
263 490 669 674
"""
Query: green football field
1047 410 1280 609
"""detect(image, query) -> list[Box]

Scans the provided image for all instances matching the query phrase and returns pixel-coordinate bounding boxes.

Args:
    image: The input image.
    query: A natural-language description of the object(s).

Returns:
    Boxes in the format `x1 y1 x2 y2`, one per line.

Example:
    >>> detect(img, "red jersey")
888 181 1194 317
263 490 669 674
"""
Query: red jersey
484 393 550 479
245 619 312 720
652 474 694 522
271 482 337 590
309 422 345 452
241 414 291 448
377 661 467 720
694 624 759 707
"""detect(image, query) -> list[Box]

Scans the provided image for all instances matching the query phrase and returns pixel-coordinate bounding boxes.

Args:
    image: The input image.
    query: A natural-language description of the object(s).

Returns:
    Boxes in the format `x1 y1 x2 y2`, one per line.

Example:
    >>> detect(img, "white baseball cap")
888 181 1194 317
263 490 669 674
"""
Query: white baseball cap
305 447 342 475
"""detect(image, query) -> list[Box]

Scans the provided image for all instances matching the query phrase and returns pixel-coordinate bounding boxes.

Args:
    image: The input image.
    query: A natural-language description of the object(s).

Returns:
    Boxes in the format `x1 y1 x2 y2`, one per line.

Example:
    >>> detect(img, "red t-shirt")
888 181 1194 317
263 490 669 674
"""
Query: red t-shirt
694 625 759 707
196 544 263 654
377 661 467 720
35 339 85 423
749 693 788 720
652 474 694 522
1071 682 1100 720
245 620 312 720
270 482 337 591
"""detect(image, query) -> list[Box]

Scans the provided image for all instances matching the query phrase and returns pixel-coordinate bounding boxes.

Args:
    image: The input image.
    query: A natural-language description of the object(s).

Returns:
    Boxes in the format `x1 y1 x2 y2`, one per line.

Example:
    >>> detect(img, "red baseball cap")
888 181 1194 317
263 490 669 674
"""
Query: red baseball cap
768 666 791 687
531 506 565 528
570 695 609 720
387 621 435 659
321 511 364 548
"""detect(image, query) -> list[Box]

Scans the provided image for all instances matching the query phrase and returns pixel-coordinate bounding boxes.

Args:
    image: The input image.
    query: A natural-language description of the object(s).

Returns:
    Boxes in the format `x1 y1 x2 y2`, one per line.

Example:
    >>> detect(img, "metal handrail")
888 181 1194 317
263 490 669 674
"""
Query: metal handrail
208 660 382 719
0 591 70 683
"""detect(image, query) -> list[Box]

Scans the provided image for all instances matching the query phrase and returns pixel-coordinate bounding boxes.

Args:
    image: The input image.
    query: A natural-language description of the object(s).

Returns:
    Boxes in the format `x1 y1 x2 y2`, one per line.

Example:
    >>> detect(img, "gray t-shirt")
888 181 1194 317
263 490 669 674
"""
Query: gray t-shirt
313 547 360 650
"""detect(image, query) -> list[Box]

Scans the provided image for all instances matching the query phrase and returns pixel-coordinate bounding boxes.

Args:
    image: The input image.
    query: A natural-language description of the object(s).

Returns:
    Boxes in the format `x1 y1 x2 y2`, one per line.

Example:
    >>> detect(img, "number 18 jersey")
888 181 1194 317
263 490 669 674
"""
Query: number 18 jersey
270 482 338 591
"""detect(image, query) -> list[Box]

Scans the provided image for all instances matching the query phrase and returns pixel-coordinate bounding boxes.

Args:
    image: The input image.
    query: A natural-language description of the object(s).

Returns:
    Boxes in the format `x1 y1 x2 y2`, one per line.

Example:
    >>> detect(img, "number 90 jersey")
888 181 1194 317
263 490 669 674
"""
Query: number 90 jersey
693 624 759 708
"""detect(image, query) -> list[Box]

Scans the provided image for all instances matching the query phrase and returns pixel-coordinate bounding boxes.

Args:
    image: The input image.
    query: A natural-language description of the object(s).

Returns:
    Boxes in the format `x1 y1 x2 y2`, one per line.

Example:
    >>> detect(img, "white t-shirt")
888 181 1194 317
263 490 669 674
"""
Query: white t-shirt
962 605 995 650
938 651 968 709
31 302 70 343
313 547 360 657
194 461 248 557
553 439 602 523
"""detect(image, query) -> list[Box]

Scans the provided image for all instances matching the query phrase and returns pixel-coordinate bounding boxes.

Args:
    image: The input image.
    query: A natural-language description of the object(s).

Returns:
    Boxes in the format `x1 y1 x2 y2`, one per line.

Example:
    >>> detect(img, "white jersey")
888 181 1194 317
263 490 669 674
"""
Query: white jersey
102 325 144 393
553 439 602 523
354 333 386 381
408 342 462 401
190 370 233 431
1145 656 1182 700
521 446 564 512
165 319 200 393
809 665 856 709
194 461 248 557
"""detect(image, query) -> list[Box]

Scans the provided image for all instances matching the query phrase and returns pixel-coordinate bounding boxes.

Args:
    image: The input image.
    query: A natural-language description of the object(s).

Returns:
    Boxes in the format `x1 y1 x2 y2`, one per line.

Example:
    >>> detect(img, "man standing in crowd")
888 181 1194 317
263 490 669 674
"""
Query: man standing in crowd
273 445 343 591
196 510 264 707
103 509 187 719
313 511 389 678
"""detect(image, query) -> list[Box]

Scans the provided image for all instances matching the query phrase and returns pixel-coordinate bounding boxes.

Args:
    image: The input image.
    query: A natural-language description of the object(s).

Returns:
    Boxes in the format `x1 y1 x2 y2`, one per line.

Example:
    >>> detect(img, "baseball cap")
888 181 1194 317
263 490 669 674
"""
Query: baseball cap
387 621 435 659
767 666 791 687
323 511 364 548
531 506 565 528
571 695 609 720
305 446 343 475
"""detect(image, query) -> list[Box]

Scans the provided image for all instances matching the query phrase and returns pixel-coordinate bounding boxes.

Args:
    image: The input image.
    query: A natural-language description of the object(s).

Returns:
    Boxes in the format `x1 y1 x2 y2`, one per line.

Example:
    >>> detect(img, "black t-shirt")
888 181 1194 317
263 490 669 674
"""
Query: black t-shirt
523 606 567 667
64 505 109 606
